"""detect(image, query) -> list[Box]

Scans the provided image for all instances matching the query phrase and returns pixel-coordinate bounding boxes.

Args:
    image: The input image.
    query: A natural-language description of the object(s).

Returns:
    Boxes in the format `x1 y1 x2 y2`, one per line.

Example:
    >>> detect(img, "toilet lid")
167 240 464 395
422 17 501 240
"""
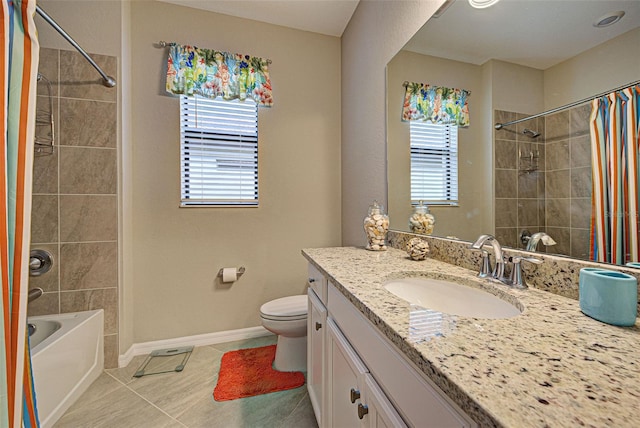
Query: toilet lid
260 295 307 320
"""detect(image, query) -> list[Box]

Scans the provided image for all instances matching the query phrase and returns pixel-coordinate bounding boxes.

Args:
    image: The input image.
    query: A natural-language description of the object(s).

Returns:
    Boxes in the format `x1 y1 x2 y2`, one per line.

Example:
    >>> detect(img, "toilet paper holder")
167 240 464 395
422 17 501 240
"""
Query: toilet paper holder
217 266 245 279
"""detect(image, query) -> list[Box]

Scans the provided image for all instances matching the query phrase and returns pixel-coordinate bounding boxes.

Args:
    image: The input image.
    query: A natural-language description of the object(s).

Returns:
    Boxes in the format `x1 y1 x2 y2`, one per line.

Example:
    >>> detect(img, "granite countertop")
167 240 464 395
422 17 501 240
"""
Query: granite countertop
302 246 640 428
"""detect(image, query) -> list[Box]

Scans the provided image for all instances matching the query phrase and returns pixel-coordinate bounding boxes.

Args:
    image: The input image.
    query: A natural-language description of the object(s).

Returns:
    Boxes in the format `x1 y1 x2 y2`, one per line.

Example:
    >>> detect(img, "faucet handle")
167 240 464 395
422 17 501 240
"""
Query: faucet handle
469 247 492 278
478 250 492 278
512 256 543 265
508 256 542 288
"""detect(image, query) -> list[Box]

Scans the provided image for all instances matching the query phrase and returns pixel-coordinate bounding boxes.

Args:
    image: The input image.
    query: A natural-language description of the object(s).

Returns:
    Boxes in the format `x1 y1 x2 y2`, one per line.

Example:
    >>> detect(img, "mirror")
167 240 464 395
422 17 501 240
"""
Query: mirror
387 0 640 265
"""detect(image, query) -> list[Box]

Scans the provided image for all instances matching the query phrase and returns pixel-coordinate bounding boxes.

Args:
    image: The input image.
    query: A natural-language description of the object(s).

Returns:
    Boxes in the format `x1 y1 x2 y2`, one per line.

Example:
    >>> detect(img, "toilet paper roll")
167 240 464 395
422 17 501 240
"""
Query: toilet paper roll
222 267 238 283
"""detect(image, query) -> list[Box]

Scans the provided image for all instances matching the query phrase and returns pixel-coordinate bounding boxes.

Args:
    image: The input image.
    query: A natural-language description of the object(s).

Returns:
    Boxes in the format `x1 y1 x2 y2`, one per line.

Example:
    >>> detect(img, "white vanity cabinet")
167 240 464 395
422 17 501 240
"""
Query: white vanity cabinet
306 262 476 428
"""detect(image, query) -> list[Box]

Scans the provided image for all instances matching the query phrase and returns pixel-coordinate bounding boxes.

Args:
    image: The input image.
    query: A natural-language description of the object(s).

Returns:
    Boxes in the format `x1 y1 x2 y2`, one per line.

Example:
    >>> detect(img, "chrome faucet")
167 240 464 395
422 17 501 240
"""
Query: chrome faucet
470 234 506 281
524 232 556 252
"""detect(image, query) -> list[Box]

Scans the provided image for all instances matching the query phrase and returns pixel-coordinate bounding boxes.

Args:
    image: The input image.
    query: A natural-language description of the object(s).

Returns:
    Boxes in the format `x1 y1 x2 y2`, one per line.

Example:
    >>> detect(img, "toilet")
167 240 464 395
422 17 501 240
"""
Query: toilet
260 295 308 372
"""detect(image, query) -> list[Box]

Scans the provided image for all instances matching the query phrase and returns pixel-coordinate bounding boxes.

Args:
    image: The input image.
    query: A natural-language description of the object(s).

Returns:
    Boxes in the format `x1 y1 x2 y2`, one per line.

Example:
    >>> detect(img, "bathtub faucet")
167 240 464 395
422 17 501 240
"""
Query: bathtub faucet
28 287 43 303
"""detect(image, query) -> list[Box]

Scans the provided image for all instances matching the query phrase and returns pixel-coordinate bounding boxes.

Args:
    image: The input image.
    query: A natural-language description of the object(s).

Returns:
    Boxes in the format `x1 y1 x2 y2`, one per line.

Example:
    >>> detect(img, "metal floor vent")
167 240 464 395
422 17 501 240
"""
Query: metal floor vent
133 346 194 378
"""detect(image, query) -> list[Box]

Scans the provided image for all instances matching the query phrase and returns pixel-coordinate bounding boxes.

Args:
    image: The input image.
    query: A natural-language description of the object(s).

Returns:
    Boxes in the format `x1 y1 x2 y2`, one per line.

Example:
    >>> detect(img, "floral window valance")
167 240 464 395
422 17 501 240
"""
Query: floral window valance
166 44 273 107
402 82 470 127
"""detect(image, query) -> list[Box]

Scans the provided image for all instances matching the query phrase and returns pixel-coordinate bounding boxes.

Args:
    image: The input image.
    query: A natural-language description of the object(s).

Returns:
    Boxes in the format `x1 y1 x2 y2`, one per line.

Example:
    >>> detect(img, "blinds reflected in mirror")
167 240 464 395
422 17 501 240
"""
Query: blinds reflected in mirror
410 122 458 206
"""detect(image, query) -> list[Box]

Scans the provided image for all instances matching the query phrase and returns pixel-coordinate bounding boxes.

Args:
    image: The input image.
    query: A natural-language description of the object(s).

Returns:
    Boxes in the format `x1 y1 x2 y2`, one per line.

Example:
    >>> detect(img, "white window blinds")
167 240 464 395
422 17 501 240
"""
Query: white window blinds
410 121 458 205
180 95 258 207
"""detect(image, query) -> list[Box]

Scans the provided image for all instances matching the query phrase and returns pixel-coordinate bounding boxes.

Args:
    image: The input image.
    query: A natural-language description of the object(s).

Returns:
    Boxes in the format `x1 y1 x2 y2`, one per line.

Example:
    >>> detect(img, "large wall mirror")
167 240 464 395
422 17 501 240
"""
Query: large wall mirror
387 0 640 265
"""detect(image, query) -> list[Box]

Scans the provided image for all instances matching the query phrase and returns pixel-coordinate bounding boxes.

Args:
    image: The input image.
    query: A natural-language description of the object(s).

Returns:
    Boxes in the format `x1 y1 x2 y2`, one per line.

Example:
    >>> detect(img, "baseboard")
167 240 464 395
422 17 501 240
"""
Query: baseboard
118 326 272 368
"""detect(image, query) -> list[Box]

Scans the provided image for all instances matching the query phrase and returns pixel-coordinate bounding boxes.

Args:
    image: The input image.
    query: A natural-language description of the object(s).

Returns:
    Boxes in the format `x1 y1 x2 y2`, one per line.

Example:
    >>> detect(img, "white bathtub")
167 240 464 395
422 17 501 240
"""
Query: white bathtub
29 310 104 428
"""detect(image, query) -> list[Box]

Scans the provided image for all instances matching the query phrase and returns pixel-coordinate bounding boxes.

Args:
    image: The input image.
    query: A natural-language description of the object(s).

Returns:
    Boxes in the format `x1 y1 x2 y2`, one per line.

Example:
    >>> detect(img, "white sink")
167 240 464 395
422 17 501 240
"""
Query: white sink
384 277 521 319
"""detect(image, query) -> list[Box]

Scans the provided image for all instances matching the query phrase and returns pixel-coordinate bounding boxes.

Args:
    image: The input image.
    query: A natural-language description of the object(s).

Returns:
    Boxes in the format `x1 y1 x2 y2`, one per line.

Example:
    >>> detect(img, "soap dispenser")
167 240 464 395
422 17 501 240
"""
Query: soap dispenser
409 201 435 235
363 201 389 251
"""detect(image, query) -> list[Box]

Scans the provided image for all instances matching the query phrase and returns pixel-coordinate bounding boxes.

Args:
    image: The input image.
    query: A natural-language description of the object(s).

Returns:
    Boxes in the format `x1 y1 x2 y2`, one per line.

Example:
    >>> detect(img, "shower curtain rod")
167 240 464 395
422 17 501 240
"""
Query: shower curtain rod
494 80 640 130
35 6 116 88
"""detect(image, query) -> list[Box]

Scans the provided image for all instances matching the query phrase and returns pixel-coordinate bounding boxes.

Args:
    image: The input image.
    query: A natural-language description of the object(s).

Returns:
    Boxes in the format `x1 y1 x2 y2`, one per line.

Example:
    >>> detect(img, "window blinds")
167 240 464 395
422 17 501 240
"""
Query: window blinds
180 95 258 206
410 121 458 205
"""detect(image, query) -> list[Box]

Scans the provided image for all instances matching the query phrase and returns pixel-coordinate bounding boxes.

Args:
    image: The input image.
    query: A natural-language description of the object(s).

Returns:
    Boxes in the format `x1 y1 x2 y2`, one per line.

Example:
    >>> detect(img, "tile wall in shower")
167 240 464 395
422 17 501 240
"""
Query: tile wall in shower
494 104 592 260
494 110 546 249
28 48 119 368
544 104 592 259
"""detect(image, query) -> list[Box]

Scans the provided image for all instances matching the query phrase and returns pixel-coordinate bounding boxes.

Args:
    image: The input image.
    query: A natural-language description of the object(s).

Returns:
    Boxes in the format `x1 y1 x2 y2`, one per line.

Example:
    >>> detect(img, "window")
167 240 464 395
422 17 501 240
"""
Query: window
180 95 258 207
410 121 458 206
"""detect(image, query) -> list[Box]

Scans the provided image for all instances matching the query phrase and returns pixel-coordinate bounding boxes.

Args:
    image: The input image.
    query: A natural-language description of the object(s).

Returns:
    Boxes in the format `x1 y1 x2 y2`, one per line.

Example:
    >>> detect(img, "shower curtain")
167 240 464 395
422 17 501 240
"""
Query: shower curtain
590 85 640 265
1 0 40 427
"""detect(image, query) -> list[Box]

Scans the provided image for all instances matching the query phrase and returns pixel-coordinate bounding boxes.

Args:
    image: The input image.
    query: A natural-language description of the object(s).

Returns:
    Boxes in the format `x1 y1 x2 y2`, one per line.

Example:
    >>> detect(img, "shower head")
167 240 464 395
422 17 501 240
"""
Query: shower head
522 128 540 138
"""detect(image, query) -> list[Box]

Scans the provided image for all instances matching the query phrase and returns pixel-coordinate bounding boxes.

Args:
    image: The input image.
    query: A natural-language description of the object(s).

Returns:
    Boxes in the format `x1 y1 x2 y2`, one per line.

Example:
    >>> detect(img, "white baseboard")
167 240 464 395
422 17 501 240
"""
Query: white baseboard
118 326 272 368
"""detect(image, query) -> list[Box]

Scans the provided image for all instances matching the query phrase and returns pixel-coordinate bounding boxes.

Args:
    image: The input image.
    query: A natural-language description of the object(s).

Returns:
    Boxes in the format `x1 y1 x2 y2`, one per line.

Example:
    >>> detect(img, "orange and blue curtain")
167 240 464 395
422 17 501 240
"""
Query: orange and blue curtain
166 44 273 106
590 85 640 265
1 0 40 427
402 82 470 127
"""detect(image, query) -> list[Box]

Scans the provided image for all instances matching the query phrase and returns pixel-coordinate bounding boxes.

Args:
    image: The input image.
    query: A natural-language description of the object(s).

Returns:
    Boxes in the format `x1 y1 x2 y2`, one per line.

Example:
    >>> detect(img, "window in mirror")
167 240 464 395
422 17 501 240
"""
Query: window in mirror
410 122 458 206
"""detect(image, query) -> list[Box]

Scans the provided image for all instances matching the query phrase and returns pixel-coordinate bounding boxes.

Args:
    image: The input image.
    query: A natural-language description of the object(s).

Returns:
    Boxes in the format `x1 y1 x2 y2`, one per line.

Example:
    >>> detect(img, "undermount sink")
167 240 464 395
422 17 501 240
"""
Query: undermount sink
384 277 521 319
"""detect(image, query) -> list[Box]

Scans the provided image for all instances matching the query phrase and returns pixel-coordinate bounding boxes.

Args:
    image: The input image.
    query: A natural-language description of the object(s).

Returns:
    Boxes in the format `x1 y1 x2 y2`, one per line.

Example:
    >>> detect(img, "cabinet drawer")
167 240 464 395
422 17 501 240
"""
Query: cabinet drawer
308 263 327 304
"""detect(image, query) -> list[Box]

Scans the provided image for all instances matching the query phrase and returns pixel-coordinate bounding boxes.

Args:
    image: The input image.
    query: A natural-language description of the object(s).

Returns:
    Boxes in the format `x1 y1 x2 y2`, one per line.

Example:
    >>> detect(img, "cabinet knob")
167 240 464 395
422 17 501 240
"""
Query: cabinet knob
315 322 322 331
350 388 361 403
357 403 369 419
308 278 316 283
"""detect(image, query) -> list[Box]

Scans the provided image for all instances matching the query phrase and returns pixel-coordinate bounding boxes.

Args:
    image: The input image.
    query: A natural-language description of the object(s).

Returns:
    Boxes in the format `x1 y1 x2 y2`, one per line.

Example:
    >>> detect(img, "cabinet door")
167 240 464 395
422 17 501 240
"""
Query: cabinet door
362 374 408 428
308 289 326 426
327 319 368 428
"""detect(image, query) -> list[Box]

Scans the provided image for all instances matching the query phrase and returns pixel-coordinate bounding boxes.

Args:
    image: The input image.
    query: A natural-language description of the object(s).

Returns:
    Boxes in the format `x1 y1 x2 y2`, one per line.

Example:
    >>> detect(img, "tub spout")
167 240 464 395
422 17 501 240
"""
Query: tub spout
28 287 43 303
525 232 556 252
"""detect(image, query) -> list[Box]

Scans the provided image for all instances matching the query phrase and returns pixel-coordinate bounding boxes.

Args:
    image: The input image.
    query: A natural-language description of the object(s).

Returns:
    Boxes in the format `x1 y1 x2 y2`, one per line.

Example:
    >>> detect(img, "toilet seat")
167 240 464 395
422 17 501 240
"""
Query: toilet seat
260 295 307 321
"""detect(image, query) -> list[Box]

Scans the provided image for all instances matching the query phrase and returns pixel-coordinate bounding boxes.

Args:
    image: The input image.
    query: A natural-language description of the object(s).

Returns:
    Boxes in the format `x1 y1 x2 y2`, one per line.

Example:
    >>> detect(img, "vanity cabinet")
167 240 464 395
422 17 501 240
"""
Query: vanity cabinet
307 262 475 428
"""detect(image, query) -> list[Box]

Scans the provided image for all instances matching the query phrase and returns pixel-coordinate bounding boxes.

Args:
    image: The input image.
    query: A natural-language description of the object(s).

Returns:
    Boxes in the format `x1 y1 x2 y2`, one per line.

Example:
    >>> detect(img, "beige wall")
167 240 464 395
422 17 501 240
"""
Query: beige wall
490 60 544 115
340 0 444 246
544 27 640 110
36 0 121 57
386 51 491 241
129 2 341 342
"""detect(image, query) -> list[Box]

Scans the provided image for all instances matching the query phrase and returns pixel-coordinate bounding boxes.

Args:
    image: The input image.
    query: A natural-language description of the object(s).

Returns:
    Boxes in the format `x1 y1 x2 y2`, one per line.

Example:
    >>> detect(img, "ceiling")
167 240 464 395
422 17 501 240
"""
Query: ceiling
158 0 360 37
403 0 640 70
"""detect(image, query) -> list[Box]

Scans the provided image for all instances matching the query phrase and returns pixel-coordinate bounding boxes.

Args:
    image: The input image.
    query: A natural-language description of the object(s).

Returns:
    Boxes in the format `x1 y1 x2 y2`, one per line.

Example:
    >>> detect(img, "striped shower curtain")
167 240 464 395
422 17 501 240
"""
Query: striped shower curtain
590 85 640 265
1 0 40 427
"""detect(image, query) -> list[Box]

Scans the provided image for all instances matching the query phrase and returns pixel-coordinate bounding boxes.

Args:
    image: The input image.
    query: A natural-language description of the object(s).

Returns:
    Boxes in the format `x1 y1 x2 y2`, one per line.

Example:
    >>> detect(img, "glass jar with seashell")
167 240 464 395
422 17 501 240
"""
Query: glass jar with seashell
364 201 389 251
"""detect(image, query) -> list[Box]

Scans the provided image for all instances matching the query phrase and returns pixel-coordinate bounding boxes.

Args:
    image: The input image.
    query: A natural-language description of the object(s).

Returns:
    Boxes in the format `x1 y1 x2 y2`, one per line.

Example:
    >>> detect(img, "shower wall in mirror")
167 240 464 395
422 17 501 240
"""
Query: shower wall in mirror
494 103 592 259
386 0 640 265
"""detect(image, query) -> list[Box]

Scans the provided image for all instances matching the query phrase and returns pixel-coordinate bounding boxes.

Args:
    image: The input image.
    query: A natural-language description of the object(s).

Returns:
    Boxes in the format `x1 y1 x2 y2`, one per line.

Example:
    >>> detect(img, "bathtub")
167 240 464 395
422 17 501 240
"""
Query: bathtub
29 310 104 428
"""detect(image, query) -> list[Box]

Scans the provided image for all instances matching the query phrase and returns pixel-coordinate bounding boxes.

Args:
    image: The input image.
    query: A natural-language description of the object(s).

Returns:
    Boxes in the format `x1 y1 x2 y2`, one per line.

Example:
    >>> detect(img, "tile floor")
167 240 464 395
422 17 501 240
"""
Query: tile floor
54 335 318 428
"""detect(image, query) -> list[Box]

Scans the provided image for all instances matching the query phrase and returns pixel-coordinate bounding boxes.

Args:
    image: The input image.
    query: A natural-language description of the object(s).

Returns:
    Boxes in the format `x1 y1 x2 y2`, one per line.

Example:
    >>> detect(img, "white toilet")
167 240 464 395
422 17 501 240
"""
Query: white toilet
259 295 308 372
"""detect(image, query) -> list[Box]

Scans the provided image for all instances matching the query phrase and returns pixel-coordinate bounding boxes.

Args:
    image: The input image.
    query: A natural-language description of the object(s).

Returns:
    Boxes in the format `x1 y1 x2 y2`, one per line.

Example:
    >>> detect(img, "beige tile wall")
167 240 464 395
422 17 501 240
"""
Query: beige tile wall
494 110 546 248
544 104 592 259
494 104 592 260
28 48 119 368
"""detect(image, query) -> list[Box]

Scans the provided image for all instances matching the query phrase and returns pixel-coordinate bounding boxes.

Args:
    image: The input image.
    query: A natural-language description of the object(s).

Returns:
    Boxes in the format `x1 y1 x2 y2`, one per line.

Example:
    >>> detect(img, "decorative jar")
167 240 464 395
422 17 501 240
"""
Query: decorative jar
409 201 435 235
363 201 389 251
